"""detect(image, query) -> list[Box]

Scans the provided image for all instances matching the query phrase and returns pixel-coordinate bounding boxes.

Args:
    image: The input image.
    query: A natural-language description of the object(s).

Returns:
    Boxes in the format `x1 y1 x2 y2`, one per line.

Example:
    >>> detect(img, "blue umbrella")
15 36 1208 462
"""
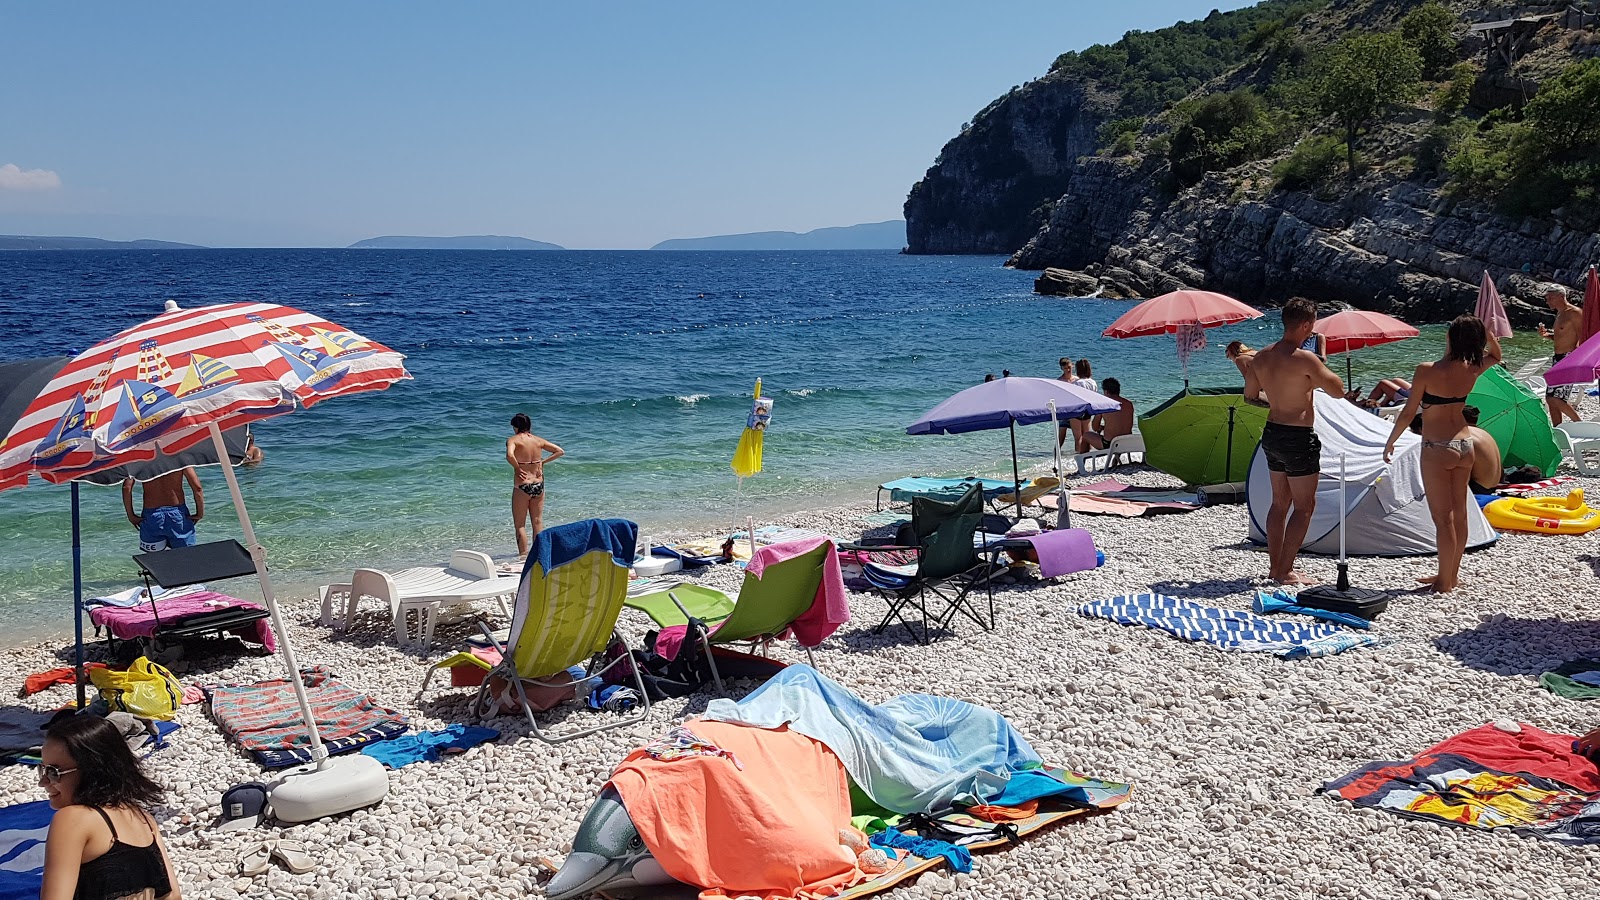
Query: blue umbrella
0 356 248 707
908 376 1119 518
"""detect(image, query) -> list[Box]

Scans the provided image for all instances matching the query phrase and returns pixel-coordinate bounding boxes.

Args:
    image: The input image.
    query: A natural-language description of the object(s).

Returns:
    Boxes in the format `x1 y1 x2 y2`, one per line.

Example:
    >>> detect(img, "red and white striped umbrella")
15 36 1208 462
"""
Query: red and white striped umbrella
0 301 409 491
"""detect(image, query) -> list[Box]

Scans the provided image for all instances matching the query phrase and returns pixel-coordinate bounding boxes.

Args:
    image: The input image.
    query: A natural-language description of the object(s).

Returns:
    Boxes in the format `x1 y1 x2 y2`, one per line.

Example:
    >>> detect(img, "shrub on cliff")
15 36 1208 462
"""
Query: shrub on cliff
1166 89 1285 185
1312 31 1424 176
1273 134 1344 194
1399 2 1459 81
1448 59 1600 213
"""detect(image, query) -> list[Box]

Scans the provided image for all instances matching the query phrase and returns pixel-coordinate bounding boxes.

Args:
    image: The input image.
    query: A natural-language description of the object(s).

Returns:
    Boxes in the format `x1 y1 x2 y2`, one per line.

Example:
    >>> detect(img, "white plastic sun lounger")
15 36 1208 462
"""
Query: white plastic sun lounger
319 550 520 650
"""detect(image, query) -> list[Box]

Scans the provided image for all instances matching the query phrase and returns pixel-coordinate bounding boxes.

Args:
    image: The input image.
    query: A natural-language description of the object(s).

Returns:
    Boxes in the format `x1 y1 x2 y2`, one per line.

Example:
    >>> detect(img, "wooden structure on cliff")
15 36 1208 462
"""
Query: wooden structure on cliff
1470 6 1599 68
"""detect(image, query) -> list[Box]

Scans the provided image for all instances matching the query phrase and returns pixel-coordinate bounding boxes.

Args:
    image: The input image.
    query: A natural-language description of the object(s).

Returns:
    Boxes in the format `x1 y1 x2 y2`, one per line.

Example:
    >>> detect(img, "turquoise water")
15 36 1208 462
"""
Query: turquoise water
0 250 1550 644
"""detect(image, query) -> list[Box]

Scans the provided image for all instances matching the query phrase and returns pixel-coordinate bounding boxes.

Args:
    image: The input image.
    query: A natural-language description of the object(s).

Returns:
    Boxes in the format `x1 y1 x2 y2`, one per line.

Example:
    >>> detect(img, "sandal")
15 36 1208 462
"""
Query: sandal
272 839 317 875
238 841 275 877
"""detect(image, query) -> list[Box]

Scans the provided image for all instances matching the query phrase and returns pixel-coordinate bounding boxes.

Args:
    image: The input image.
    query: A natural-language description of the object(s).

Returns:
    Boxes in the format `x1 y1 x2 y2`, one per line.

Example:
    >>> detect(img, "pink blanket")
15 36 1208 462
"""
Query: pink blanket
89 591 277 652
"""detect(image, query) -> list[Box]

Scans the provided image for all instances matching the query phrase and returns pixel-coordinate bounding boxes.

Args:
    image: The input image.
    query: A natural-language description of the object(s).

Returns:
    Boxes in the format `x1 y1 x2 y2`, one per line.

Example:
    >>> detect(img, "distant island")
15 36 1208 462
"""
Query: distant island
0 235 204 251
650 220 906 251
348 235 564 250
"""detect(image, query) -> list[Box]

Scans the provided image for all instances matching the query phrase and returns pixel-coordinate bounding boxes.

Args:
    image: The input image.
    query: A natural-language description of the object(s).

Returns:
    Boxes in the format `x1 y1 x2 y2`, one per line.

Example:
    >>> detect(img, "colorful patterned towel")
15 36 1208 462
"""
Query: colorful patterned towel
1078 593 1381 659
205 667 408 767
1495 476 1576 495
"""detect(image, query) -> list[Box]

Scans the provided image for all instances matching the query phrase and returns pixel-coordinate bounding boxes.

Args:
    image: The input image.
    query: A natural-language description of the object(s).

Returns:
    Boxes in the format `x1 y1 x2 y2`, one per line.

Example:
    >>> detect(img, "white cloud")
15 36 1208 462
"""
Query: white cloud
0 164 62 191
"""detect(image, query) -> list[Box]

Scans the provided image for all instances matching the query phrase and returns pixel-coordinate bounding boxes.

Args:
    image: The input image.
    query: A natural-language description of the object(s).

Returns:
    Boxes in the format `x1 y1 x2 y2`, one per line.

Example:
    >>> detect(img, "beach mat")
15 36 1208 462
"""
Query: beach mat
624 584 736 628
1040 479 1201 516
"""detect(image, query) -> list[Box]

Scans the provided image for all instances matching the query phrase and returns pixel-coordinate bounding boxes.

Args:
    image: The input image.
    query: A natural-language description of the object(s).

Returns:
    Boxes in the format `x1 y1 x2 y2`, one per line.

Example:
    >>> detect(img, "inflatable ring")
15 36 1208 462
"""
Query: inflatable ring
1484 489 1600 535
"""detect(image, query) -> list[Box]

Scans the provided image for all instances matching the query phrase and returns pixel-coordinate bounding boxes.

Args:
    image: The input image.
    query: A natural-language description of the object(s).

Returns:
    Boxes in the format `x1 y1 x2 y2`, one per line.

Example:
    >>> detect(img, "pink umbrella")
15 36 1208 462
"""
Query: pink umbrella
1475 271 1514 339
1102 289 1263 388
1314 309 1419 382
1582 265 1599 343
1544 329 1600 386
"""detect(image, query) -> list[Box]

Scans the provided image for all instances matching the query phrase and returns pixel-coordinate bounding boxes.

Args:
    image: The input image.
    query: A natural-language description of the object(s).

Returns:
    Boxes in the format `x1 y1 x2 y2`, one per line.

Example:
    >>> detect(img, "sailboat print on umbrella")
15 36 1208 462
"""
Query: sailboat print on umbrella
174 352 243 400
268 341 351 395
102 380 185 452
310 327 377 361
31 349 121 467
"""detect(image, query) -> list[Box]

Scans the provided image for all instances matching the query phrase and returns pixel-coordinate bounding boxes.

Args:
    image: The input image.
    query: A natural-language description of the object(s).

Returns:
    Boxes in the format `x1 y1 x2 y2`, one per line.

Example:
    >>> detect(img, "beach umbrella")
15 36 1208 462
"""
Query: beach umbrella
1582 265 1599 343
1314 309 1419 383
0 356 251 708
1467 365 1561 476
1475 271 1514 340
1102 289 1263 390
1545 328 1600 386
0 301 409 774
907 376 1118 517
731 379 772 478
1138 389 1269 486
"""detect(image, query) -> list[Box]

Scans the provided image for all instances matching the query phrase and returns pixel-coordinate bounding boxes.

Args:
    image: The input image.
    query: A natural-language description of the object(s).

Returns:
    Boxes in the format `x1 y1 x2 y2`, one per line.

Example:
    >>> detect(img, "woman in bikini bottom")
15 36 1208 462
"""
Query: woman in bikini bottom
1383 315 1501 593
518 481 544 498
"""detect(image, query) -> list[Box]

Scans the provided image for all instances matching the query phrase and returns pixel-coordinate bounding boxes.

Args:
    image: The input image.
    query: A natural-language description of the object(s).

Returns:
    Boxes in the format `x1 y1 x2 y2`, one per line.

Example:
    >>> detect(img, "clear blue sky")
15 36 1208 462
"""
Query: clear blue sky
1 2 1251 248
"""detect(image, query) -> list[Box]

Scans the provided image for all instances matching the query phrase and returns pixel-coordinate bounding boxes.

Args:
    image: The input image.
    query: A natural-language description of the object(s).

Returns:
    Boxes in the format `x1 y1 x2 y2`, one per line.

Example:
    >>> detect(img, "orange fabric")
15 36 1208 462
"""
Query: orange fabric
21 664 106 697
964 800 1039 822
610 721 863 900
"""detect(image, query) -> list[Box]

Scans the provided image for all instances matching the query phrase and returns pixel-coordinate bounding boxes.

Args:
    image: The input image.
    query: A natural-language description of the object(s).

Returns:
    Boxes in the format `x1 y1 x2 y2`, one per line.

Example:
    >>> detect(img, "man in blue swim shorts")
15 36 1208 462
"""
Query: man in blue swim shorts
122 467 205 552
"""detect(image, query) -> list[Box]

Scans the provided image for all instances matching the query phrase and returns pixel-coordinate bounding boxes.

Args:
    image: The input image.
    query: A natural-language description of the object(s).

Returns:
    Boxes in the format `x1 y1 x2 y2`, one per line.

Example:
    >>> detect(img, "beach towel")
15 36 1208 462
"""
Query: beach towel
1252 589 1372 630
1540 660 1600 701
84 584 205 609
0 800 52 900
205 667 409 767
881 477 1012 506
89 591 277 652
1016 529 1097 578
360 725 499 769
702 664 1042 813
1495 476 1577 496
0 709 52 756
19 663 107 697
1078 594 1381 659
610 719 868 900
1040 480 1200 516
732 525 831 546
1422 723 1600 792
1324 752 1600 844
746 537 849 646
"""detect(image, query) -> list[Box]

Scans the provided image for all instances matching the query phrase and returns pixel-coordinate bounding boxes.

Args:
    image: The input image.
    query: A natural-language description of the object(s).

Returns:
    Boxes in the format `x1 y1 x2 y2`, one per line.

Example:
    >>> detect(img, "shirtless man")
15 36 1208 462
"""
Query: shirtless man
121 467 204 552
1463 406 1503 496
1082 377 1135 449
1244 298 1345 585
507 412 565 557
1538 285 1583 426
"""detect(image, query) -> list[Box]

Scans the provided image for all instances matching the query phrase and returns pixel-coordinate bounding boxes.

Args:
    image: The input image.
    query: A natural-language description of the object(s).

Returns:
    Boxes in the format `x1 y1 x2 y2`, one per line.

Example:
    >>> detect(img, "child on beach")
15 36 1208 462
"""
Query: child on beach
507 413 565 558
38 714 181 900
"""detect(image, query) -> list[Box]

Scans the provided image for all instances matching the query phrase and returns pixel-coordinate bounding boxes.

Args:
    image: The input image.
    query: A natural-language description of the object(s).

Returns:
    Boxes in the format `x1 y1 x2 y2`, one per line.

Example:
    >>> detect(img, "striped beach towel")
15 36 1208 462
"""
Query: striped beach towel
0 800 52 900
205 667 408 766
1495 476 1576 496
1078 593 1380 659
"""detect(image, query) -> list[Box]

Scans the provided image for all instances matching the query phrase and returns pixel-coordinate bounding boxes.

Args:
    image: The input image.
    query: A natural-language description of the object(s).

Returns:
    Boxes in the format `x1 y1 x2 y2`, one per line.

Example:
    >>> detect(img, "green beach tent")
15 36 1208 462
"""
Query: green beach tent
1467 365 1562 476
1138 388 1269 486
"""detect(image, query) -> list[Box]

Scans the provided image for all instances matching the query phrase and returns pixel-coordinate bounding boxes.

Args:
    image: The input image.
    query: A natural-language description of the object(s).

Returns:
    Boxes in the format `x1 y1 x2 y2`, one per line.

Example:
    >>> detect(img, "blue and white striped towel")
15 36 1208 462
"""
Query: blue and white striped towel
1078 593 1381 659
0 800 53 900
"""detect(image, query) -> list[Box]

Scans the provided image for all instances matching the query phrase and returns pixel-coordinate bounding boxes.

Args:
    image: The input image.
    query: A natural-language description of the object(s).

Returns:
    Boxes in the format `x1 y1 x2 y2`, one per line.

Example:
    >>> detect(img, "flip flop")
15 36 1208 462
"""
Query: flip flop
238 841 274 877
272 839 316 875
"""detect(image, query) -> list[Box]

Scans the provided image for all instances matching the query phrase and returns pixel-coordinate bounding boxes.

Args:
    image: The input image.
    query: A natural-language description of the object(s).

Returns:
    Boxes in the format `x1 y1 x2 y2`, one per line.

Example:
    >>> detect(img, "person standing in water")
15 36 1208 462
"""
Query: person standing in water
507 413 564 558
121 468 204 552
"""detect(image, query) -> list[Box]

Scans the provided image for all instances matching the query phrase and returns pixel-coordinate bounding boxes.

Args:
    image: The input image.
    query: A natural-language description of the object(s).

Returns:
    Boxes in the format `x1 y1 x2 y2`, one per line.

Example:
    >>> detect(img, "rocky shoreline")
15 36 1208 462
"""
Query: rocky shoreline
4 464 1600 899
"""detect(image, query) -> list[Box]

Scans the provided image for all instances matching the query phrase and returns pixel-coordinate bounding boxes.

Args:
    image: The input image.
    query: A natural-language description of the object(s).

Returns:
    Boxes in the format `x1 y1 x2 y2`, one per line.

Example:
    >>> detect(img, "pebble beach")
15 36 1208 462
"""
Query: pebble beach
5 464 1600 900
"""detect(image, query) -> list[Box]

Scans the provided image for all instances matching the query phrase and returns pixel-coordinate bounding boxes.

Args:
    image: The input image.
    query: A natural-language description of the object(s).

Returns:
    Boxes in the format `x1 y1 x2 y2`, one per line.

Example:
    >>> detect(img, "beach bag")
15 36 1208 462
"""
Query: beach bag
90 657 183 721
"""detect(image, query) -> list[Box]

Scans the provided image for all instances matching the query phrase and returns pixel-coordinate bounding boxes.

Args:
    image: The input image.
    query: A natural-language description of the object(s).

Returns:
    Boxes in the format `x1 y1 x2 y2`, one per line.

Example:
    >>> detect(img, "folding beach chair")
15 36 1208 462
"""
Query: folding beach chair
468 518 651 743
842 484 997 644
660 539 838 695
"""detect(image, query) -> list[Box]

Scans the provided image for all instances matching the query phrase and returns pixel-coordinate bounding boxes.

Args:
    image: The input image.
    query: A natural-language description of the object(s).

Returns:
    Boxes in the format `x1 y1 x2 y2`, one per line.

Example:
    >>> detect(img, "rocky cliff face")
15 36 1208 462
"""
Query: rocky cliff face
1012 156 1598 324
903 80 1106 255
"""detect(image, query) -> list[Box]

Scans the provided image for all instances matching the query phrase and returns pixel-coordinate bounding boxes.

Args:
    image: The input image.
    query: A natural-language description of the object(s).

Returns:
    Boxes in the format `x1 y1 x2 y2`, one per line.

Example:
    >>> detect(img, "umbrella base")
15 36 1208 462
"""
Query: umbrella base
267 754 390 823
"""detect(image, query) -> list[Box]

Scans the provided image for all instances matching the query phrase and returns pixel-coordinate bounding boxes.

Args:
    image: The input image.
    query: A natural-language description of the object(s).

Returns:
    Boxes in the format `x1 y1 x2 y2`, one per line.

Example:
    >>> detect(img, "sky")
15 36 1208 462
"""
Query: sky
1 2 1253 249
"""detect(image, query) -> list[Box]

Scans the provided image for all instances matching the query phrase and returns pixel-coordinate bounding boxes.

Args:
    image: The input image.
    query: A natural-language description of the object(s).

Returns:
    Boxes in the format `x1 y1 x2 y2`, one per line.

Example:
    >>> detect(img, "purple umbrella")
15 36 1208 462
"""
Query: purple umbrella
908 377 1119 517
1543 329 1600 386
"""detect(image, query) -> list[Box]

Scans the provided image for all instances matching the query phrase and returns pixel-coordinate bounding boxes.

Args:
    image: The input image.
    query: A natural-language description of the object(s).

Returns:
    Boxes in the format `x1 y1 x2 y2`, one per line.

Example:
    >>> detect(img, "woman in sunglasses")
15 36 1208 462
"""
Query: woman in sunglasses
38 715 181 900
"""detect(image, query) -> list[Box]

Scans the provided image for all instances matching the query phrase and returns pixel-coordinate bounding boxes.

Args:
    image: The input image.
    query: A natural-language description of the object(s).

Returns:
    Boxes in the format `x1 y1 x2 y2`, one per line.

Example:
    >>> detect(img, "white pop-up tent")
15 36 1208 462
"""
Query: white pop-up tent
1247 392 1498 557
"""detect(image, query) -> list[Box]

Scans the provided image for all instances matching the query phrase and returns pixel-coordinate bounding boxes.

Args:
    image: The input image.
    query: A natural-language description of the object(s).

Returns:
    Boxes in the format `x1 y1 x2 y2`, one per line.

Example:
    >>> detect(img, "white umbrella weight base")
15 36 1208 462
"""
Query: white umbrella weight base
267 754 390 823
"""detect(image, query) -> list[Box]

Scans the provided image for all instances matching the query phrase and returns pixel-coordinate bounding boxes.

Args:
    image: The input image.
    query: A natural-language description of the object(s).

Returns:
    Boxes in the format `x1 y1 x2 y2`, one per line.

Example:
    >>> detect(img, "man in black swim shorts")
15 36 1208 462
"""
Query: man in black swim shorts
1244 297 1345 586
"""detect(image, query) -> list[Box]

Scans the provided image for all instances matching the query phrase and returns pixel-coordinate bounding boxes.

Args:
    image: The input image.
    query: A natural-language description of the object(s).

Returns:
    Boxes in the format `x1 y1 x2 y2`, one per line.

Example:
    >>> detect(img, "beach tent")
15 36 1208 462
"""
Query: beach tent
1247 392 1497 557
1466 365 1561 477
1139 388 1267 486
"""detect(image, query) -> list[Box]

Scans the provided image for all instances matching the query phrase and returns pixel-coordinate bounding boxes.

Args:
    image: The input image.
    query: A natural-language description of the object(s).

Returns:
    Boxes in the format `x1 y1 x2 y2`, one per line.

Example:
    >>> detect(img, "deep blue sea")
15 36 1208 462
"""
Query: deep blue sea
0 249 1534 644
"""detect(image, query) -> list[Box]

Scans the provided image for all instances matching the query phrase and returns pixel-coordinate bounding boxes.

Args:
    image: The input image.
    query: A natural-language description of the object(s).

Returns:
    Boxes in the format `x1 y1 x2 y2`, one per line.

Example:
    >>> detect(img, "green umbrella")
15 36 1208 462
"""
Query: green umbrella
1467 365 1562 476
1138 388 1269 486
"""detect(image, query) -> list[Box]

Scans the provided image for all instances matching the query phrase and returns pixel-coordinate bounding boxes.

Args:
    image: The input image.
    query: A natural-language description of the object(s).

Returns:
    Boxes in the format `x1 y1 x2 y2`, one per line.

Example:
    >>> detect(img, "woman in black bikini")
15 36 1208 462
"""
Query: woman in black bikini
1384 315 1502 593
38 715 180 900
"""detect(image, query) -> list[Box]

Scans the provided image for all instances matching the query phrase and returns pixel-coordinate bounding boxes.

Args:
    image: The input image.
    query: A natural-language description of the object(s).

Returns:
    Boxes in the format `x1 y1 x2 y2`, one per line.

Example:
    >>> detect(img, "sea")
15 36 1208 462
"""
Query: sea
0 249 1546 645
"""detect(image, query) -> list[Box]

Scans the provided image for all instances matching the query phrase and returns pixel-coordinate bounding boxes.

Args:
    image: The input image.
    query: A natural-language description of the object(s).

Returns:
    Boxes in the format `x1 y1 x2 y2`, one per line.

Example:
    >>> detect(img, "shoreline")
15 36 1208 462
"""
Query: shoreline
4 465 1600 898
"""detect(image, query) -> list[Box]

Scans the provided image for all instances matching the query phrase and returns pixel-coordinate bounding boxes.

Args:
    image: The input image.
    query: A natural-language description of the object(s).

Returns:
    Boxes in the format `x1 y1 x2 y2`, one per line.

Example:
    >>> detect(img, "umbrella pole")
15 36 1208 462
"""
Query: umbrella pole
1345 353 1352 386
1048 400 1070 529
1225 406 1237 483
71 481 86 710
207 422 329 766
1009 419 1023 520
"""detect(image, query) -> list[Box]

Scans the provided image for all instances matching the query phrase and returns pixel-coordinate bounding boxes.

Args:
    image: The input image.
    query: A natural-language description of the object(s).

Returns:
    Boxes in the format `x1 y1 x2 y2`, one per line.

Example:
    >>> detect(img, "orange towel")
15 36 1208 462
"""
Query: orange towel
610 720 864 900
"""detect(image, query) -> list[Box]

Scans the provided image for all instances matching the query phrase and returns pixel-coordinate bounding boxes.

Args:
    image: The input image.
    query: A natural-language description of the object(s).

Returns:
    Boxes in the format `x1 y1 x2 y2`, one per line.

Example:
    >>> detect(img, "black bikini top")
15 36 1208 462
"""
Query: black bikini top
1421 391 1467 406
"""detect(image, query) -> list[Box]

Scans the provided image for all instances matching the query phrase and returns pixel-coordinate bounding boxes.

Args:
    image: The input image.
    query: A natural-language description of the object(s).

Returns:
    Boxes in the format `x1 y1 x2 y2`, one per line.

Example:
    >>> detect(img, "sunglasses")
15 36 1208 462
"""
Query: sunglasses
38 765 79 784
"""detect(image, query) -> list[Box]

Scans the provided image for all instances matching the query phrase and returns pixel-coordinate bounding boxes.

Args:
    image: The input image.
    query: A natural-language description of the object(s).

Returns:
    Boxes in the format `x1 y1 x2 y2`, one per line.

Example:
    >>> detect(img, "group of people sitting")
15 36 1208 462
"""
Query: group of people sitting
1055 356 1135 454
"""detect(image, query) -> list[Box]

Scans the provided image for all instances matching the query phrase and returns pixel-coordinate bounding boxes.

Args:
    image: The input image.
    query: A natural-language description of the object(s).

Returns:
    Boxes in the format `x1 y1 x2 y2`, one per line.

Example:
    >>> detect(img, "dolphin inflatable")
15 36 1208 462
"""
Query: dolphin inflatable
544 786 682 900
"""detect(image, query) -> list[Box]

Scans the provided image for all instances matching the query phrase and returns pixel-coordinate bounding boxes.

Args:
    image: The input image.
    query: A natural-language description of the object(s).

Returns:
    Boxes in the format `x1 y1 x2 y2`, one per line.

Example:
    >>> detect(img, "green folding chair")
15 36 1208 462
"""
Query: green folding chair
666 539 834 695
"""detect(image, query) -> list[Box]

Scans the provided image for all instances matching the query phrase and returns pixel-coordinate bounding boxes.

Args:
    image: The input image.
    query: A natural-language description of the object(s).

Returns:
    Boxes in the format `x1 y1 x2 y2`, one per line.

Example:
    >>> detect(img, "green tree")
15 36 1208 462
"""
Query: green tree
1313 32 1424 177
1399 2 1459 80
1523 58 1600 155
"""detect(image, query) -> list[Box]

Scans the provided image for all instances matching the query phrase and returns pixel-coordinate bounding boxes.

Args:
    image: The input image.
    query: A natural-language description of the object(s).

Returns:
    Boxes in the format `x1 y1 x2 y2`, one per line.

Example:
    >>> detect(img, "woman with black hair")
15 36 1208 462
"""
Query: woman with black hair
1383 314 1502 593
38 715 180 900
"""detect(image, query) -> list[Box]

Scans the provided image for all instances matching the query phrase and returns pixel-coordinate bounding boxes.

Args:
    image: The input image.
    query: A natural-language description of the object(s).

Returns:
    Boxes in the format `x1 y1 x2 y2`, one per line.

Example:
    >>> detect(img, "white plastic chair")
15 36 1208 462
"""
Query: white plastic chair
1074 433 1145 474
320 550 518 650
1555 422 1600 476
